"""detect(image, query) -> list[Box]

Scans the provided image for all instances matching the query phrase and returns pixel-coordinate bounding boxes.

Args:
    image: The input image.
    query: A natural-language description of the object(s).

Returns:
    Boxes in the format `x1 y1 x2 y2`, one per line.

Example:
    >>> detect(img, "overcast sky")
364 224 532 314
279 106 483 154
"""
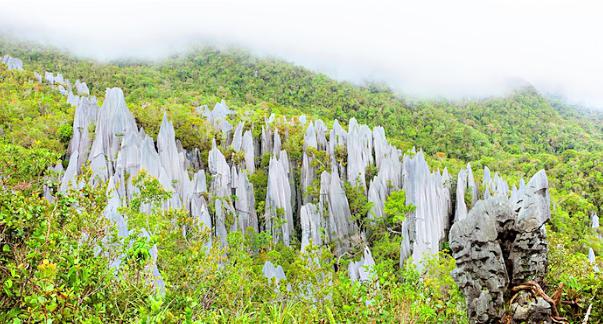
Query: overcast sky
1 0 602 108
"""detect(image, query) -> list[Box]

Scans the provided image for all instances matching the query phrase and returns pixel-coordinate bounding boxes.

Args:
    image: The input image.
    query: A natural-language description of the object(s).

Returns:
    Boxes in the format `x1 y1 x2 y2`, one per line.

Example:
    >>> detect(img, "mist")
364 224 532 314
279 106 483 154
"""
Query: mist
1 0 602 108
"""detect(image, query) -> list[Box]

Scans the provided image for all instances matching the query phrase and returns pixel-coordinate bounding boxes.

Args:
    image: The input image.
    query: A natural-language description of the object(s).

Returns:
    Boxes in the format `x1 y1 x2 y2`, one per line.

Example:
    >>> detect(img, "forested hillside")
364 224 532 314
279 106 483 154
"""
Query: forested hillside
0 37 601 322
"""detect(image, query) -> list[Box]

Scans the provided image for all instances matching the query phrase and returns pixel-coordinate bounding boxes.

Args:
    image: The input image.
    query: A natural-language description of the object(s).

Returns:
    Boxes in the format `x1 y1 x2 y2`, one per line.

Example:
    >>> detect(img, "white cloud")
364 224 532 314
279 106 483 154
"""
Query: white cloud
1 0 602 108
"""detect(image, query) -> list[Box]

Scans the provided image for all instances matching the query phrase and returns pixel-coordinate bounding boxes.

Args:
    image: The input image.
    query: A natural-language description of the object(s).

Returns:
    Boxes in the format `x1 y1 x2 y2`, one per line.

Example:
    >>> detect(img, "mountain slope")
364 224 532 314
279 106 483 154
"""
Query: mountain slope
0 38 602 322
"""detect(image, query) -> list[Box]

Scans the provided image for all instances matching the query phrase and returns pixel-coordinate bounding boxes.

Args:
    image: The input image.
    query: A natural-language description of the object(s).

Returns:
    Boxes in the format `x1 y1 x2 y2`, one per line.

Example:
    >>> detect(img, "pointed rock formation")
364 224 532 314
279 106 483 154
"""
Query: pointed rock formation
300 203 322 252
2 55 23 70
74 79 90 96
262 261 286 284
450 198 510 323
450 170 553 323
234 171 257 233
348 246 377 283
400 152 451 268
347 118 373 190
208 139 233 245
320 170 357 255
265 152 294 245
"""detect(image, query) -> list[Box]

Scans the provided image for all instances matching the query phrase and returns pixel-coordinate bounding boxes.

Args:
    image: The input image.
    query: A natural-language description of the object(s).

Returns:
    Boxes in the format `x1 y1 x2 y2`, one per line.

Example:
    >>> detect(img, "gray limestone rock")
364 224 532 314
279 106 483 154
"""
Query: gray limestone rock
510 170 550 285
328 120 347 180
348 246 376 283
455 164 479 222
455 168 469 222
304 121 318 150
450 169 553 323
265 153 294 245
320 170 357 255
54 73 65 85
158 113 193 205
60 151 80 192
140 229 166 295
44 71 55 84
272 132 282 156
208 139 233 246
34 71 42 83
300 203 322 252
241 130 255 174
231 122 244 151
510 290 552 324
314 119 328 151
347 118 373 190
2 55 23 70
74 79 90 96
234 171 257 233
300 152 315 203
588 248 599 272
367 145 402 220
202 101 234 134
68 91 79 106
401 152 451 268
263 261 286 284
450 199 509 323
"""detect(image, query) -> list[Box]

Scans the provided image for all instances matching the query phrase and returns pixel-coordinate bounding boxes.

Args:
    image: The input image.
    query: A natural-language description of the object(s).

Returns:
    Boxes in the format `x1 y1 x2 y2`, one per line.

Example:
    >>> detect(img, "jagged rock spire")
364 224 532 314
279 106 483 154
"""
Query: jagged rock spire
234 171 258 233
265 152 294 245
454 163 477 222
208 139 233 245
347 118 373 190
450 169 553 323
400 152 451 268
348 246 376 283
300 203 322 252
320 170 357 255
1 55 23 70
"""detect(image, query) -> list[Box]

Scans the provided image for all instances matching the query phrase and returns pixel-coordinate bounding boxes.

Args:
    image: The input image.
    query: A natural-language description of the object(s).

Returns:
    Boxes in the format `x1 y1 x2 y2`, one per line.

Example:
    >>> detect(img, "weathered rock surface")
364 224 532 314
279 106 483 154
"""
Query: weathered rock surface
450 170 553 323
234 170 257 233
75 79 90 96
320 170 357 255
454 164 477 222
400 152 451 268
510 290 552 323
263 261 286 284
510 170 550 285
450 199 510 323
348 246 376 283
2 55 23 70
265 152 294 245
347 118 373 190
300 203 323 252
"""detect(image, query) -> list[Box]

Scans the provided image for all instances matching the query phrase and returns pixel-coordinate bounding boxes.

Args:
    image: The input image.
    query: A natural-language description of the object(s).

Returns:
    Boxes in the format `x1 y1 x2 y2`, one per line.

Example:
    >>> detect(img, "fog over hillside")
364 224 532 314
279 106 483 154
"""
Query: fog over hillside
1 0 602 108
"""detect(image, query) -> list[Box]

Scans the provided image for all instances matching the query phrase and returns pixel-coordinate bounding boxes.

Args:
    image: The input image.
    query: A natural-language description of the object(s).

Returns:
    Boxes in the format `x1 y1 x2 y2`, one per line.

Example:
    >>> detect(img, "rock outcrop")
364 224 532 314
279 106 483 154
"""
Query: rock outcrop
450 170 553 323
400 152 451 269
265 152 294 245
300 203 322 252
348 246 376 283
2 55 23 70
262 261 286 285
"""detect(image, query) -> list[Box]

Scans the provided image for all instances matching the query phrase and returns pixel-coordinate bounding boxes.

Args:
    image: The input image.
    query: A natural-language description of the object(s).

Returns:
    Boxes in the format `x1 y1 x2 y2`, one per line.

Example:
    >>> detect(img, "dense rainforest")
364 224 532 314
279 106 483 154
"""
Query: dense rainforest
0 37 601 322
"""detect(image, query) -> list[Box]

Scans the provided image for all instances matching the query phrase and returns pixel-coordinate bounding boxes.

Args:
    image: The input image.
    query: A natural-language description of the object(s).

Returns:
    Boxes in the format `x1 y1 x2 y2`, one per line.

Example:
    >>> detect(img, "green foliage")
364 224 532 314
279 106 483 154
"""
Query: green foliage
0 143 60 190
384 189 415 224
56 123 72 143
343 180 373 225
546 231 603 322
